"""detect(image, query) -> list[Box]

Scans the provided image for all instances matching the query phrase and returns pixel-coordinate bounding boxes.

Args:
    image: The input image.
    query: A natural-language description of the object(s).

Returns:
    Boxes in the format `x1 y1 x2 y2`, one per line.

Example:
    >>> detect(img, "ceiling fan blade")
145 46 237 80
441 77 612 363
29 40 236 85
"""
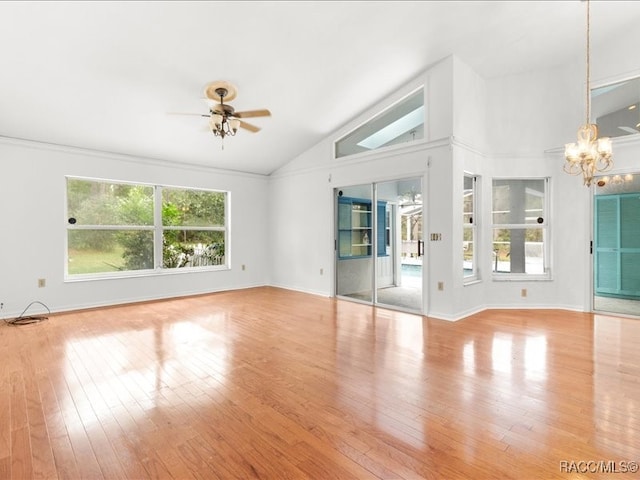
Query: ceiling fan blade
239 120 261 133
233 109 271 119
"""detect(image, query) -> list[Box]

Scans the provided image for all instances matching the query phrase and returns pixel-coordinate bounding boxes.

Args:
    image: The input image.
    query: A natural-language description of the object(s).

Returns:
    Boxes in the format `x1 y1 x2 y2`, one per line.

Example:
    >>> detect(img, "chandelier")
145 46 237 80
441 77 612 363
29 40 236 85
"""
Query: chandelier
563 0 613 187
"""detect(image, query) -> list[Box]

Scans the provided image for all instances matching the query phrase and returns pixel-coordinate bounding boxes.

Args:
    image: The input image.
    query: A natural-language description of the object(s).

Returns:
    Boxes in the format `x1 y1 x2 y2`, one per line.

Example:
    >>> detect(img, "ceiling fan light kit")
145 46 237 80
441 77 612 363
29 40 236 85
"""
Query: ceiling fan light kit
201 81 271 149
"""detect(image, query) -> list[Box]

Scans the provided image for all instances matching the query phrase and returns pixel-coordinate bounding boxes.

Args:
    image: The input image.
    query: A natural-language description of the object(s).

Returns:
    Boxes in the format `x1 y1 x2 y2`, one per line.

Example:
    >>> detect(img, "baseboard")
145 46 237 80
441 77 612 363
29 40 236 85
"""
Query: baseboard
267 283 331 298
0 290 589 323
427 303 588 322
0 283 268 321
484 303 587 313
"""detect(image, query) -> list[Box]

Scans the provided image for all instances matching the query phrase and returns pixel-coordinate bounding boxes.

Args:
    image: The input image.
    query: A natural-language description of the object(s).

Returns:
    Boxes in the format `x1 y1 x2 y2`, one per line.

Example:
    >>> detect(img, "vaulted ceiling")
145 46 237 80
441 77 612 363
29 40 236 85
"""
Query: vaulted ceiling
1 1 639 175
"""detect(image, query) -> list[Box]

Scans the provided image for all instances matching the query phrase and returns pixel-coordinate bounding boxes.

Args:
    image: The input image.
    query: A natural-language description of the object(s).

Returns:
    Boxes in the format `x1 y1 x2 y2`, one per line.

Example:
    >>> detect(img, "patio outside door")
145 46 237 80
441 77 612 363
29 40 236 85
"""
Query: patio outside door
335 177 423 313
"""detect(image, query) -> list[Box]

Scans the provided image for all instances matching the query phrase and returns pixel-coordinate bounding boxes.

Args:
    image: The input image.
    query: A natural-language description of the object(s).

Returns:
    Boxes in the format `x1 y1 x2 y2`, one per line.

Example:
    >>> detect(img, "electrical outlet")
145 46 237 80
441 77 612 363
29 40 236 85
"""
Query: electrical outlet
438 281 444 291
0 303 3 310
521 288 527 298
241 264 246 271
38 278 46 288
320 268 323 275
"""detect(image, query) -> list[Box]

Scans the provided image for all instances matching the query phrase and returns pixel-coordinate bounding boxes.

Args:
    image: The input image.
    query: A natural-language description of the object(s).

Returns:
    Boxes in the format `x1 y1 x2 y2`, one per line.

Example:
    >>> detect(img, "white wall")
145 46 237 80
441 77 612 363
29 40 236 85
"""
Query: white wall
0 138 270 319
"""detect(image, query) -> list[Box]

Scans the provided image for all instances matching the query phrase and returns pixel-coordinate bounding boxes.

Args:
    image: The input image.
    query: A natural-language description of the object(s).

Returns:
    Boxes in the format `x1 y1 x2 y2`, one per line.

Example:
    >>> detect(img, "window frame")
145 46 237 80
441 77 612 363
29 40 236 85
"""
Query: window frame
463 173 479 284
491 177 551 281
65 176 229 281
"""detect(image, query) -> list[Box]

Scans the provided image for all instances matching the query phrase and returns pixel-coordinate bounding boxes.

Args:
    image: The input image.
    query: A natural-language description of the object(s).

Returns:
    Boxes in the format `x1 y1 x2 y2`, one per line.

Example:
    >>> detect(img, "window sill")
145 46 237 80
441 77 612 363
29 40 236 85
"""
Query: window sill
463 278 482 286
492 273 552 282
65 265 230 282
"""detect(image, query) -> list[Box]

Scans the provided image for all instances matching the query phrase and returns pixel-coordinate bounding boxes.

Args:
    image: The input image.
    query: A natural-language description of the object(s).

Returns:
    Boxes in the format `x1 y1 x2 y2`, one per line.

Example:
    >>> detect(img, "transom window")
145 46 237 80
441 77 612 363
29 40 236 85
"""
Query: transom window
335 88 424 158
66 177 228 278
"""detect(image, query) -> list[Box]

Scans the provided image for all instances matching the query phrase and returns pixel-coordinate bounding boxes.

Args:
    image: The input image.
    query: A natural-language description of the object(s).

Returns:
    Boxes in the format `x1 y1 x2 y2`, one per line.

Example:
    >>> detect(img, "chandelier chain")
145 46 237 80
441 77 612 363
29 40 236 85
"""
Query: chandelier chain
586 0 590 124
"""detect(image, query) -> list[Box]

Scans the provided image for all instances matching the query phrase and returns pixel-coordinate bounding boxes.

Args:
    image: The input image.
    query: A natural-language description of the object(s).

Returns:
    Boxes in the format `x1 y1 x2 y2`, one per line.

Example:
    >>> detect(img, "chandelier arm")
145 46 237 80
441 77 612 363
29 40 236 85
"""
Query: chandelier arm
563 162 583 176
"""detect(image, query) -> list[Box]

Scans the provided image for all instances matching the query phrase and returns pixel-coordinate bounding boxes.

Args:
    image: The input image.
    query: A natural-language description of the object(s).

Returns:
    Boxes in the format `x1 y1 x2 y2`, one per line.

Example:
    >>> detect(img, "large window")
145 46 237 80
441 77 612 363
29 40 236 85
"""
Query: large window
492 178 549 279
66 178 227 278
463 174 477 281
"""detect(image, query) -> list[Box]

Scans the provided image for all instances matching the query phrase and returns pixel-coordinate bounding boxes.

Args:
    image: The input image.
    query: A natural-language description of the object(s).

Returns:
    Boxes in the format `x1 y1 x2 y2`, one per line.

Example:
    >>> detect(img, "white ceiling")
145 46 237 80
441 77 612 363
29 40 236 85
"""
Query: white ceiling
1 1 639 175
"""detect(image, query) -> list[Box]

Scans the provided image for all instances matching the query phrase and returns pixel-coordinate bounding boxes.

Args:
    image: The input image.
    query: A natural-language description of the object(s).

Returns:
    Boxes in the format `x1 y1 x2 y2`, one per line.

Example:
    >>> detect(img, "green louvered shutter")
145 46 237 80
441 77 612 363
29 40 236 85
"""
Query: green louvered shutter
620 195 640 296
595 193 640 298
595 196 619 294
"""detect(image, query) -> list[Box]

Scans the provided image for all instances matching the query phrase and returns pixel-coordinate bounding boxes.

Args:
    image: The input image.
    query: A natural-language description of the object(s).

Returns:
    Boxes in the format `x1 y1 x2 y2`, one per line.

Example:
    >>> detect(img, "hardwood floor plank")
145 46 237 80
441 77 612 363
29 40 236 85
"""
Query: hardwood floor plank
0 380 11 461
0 456 10 479
10 426 33 480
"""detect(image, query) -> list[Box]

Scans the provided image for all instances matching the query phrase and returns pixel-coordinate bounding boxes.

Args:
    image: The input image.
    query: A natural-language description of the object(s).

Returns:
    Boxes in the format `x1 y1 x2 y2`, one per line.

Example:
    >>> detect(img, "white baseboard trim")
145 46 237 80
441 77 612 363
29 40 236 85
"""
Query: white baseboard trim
483 303 587 313
427 303 588 322
268 283 331 298
0 289 589 323
1 284 268 321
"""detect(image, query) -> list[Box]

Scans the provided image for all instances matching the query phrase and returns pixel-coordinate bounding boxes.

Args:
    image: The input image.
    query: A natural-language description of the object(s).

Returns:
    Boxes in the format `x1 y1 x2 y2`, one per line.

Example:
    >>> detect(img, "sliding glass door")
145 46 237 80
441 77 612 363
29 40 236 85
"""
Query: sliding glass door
335 177 423 313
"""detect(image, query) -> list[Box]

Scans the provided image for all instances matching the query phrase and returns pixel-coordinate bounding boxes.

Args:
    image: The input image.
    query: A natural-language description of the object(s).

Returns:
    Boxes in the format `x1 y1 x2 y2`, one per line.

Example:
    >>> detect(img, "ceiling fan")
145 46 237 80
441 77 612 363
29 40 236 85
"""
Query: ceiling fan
172 80 271 145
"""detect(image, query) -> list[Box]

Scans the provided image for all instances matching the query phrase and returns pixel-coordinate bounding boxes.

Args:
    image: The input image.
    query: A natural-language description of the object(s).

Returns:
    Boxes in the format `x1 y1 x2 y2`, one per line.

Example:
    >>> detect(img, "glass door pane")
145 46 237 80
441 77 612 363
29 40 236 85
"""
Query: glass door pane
375 178 423 312
336 184 374 303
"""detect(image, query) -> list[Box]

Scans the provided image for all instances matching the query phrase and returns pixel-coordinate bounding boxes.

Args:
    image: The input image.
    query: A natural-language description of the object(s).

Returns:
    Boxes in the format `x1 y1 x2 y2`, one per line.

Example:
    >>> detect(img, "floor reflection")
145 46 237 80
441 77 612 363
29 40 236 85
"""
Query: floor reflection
331 304 585 461
62 313 232 436
594 314 640 456
334 305 427 447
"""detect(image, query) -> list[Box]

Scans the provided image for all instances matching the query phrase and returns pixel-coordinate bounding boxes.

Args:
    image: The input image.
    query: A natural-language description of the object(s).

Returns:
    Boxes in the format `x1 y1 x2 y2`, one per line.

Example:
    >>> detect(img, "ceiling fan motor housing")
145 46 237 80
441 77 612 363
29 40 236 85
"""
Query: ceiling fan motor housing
215 87 229 100
211 104 235 116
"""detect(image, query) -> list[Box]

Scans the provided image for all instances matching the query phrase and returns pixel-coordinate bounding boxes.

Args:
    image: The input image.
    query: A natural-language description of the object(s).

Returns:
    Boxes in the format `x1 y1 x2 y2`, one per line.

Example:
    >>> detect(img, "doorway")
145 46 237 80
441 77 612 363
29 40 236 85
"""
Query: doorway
335 177 423 313
593 174 640 317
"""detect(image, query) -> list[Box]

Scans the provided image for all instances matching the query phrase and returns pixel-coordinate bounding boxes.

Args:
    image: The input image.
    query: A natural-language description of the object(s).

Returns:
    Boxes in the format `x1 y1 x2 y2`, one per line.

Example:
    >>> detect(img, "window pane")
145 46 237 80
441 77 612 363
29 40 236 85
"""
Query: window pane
68 230 154 274
591 75 640 140
163 230 225 268
463 227 474 277
492 228 544 274
335 89 424 158
67 179 153 226
463 175 476 279
162 188 225 227
463 176 474 215
492 179 545 225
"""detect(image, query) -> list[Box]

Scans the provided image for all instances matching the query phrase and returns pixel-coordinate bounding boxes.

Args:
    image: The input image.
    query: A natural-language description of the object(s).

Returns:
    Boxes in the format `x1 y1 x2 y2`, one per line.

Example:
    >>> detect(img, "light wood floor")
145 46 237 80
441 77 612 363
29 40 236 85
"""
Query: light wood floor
1 287 639 479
